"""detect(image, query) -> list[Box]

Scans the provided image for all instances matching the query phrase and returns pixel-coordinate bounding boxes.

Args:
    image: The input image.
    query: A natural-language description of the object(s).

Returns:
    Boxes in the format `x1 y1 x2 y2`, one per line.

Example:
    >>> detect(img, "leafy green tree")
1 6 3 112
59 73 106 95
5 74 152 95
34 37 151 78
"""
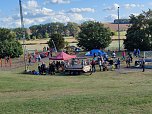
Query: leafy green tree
25 33 30 40
37 33 43 39
29 25 39 37
67 22 80 37
29 22 81 38
31 35 36 40
77 21 112 50
124 10 152 51
48 33 65 51
44 32 49 38
12 28 30 40
0 28 23 58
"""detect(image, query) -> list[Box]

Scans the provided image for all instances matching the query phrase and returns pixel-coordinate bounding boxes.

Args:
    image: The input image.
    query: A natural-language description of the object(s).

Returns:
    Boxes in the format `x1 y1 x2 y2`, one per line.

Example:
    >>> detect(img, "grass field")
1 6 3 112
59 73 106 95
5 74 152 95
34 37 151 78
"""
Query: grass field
0 67 152 114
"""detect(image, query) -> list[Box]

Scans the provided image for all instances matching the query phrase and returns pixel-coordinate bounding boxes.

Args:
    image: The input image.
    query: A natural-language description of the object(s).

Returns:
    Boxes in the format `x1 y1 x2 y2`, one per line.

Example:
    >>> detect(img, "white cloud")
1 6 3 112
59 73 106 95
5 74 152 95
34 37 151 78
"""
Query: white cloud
45 0 70 4
124 4 136 9
0 17 21 28
104 14 118 22
23 0 38 10
136 4 144 7
103 3 119 11
124 4 144 9
0 10 92 28
69 8 95 13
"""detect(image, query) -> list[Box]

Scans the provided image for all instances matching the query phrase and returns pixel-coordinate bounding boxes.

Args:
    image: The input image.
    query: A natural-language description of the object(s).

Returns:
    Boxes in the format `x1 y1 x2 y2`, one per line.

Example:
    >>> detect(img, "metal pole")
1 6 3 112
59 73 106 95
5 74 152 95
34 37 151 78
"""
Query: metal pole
19 0 27 71
118 7 120 51
52 40 57 52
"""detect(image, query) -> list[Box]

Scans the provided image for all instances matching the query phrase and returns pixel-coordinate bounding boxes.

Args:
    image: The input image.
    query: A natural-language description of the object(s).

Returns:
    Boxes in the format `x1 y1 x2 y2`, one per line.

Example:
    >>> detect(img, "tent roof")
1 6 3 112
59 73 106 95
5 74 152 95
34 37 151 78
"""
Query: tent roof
85 49 106 56
50 52 76 60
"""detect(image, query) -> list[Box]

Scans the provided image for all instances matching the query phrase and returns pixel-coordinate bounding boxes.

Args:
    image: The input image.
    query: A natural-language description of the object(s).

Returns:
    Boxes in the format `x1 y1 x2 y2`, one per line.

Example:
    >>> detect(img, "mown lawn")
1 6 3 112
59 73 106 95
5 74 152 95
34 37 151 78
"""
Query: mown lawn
0 68 152 114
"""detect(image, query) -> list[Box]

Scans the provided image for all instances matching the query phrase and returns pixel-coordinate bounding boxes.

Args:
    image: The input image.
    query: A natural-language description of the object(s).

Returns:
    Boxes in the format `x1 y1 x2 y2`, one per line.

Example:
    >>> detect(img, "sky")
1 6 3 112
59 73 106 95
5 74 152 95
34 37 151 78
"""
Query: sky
0 0 152 28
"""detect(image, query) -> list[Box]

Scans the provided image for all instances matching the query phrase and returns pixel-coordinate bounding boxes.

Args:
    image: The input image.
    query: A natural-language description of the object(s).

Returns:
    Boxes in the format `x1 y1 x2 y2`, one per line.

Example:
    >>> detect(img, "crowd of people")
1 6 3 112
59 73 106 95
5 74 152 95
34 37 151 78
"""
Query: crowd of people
36 61 66 75
90 52 121 73
28 48 146 75
90 49 145 73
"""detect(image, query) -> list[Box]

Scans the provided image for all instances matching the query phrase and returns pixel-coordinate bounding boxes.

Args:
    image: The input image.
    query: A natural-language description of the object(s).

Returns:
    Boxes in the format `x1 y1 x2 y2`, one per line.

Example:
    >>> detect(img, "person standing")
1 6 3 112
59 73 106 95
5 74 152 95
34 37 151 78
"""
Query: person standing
141 57 145 72
126 56 131 68
91 59 96 73
112 51 116 58
116 58 120 69
137 49 140 57
51 61 56 75
38 64 41 74
28 56 32 65
133 49 137 57
122 51 126 61
128 52 133 63
99 59 102 71
41 62 46 74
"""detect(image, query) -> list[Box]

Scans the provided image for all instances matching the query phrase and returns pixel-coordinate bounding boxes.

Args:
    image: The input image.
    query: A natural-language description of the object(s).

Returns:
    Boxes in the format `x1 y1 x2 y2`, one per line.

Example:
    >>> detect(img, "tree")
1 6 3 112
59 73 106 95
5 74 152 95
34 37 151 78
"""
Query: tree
66 22 80 37
0 28 23 58
25 33 30 40
12 28 31 40
44 32 49 39
124 10 152 51
37 33 43 39
48 33 65 51
31 35 36 40
77 21 112 50
29 25 39 37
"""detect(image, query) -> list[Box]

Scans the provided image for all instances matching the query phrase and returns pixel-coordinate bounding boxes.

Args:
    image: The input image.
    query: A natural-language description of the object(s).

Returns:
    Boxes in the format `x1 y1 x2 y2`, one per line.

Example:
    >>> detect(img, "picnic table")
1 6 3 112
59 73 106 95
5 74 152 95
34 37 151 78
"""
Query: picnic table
64 64 91 75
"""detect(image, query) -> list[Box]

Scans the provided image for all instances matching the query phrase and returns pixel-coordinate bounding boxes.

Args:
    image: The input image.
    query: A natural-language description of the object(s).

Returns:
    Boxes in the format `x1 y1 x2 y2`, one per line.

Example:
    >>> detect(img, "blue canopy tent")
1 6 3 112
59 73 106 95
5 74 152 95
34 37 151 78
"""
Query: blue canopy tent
85 49 106 56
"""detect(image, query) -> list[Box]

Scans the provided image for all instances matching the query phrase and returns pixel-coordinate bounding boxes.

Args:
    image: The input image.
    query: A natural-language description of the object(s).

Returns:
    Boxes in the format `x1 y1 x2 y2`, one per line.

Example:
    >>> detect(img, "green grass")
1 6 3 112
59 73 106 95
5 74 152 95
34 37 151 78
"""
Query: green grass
0 67 152 114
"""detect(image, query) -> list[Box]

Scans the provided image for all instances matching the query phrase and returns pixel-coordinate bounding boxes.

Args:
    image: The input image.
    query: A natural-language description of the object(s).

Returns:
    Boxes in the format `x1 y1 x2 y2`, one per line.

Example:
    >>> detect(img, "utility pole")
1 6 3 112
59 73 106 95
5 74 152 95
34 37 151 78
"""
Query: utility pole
19 0 27 71
118 7 120 51
52 40 57 52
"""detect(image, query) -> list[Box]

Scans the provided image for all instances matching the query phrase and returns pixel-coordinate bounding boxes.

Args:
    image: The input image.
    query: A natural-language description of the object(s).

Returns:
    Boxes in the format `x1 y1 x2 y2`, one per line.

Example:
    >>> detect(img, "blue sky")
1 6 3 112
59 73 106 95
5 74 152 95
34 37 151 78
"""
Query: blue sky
0 0 152 28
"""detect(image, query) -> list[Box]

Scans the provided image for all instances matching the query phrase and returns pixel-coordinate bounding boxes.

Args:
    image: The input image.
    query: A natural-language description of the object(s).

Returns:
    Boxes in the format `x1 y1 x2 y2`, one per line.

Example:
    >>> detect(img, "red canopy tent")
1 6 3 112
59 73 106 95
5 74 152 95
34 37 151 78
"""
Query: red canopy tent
50 52 76 60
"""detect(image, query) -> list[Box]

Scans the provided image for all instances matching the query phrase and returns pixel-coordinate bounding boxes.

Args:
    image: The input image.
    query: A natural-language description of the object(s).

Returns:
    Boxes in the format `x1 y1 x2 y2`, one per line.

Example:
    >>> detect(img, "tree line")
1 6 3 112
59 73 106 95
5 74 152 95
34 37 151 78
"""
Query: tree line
12 22 80 40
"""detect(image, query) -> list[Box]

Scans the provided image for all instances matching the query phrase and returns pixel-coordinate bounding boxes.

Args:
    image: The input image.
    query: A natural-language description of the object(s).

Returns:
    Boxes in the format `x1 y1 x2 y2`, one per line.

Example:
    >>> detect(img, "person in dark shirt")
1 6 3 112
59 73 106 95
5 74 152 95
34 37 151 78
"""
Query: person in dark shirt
38 64 41 74
126 56 131 68
128 52 133 62
91 59 96 72
115 58 120 69
49 62 52 75
51 61 56 75
141 57 145 72
108 58 113 66
41 62 46 74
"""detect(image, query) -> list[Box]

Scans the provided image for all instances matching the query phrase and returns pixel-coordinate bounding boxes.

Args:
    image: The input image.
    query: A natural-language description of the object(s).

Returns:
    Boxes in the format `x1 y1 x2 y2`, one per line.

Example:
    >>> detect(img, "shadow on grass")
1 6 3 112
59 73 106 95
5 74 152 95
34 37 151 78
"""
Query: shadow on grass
17 70 91 77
